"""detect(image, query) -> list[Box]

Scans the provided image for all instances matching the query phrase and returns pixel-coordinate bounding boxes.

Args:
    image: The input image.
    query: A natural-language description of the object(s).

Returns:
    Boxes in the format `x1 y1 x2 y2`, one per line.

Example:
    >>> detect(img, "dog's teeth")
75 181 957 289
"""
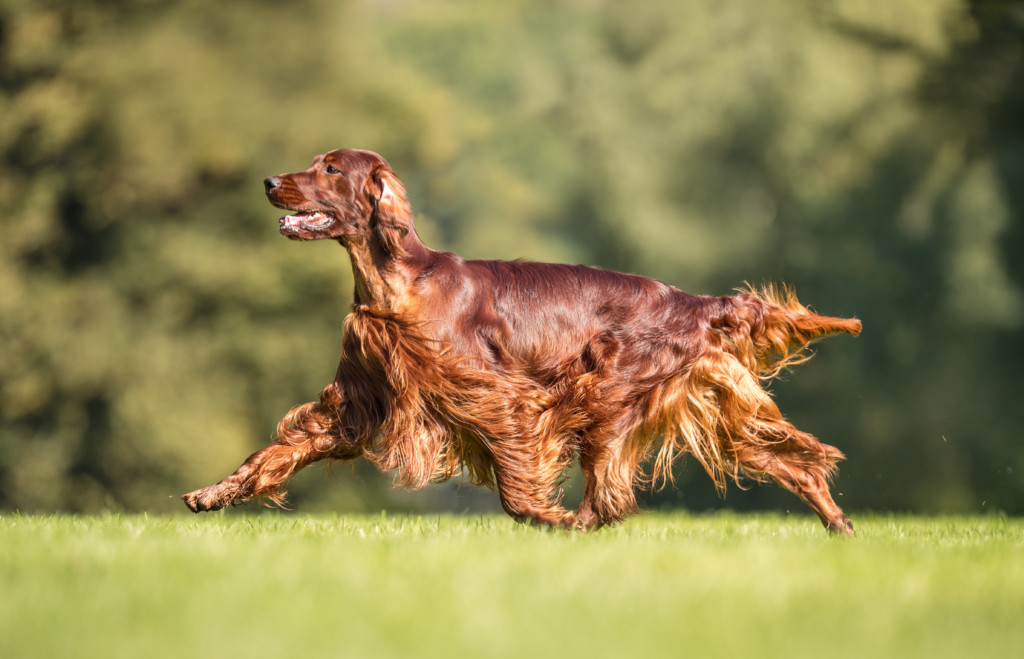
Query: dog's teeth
279 211 333 231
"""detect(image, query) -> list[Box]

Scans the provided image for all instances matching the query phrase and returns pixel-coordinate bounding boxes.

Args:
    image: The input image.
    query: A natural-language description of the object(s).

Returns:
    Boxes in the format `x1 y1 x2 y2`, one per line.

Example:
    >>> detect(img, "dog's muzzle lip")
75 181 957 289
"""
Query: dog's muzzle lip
278 210 336 233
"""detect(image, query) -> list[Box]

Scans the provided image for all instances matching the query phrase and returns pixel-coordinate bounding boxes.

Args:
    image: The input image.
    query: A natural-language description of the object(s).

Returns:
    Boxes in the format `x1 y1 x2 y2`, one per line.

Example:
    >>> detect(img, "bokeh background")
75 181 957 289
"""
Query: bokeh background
1 0 1021 516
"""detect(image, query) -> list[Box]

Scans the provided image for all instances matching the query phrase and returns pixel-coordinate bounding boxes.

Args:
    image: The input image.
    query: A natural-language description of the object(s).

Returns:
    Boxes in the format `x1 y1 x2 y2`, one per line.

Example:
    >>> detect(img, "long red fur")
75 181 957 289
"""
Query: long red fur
182 149 862 535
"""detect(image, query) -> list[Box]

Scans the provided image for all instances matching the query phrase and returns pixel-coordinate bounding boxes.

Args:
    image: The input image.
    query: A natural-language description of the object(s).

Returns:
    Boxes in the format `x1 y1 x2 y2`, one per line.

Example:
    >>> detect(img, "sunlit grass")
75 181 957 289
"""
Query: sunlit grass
1 512 1021 658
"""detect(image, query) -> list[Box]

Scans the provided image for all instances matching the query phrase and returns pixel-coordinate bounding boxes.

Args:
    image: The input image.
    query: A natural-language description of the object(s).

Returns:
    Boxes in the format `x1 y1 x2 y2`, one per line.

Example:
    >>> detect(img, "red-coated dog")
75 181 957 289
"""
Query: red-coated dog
183 149 861 535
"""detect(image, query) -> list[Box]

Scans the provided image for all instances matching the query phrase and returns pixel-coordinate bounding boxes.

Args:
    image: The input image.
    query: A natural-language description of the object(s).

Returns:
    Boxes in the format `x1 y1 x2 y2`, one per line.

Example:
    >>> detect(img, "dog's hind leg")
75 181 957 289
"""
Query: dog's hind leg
576 432 642 530
726 386 854 536
738 431 854 537
692 351 854 536
764 449 853 536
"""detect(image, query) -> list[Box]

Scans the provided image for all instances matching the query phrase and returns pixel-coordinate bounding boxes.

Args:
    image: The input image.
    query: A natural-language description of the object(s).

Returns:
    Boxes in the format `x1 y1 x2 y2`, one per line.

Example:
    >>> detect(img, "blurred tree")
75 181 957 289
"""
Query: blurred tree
1 0 1020 514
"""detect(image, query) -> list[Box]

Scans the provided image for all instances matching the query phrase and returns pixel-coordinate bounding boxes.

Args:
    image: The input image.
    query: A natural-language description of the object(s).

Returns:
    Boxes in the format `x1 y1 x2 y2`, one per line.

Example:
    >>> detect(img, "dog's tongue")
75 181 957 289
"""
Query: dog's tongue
279 213 307 230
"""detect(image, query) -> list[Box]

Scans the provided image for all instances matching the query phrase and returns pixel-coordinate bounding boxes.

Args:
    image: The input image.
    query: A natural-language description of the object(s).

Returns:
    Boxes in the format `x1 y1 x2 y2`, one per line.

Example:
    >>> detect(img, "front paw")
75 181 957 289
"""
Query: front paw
182 485 231 513
827 516 856 538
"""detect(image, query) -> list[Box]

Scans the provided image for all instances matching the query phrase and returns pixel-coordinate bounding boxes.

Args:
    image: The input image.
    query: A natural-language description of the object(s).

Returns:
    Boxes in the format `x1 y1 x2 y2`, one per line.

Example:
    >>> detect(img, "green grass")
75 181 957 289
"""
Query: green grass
1 512 1021 658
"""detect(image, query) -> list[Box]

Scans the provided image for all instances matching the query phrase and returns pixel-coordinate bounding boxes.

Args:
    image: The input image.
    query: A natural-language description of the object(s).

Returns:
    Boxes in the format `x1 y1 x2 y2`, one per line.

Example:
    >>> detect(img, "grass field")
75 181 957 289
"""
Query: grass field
1 512 1021 658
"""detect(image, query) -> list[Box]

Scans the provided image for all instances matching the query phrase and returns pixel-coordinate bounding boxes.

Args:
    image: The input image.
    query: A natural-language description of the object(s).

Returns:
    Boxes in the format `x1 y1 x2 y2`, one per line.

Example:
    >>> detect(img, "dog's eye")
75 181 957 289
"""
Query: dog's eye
326 164 343 175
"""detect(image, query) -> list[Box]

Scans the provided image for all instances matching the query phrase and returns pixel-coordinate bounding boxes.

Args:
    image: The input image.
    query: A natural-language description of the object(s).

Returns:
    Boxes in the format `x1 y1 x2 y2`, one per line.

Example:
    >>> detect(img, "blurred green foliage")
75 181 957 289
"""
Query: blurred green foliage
1 0 1021 514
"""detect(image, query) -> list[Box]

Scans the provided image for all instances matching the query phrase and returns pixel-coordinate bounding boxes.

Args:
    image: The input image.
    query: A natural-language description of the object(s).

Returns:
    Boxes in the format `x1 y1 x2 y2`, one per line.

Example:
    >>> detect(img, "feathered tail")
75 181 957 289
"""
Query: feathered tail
711 284 862 380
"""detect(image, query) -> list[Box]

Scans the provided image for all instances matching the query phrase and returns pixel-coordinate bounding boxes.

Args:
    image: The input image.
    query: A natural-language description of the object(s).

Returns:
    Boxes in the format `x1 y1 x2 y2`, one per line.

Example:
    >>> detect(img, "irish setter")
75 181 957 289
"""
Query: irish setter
183 149 862 535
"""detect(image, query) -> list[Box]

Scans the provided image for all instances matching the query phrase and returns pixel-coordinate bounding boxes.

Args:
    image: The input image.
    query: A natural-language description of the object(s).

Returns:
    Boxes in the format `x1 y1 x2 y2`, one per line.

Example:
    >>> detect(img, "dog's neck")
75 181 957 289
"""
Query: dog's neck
342 230 430 314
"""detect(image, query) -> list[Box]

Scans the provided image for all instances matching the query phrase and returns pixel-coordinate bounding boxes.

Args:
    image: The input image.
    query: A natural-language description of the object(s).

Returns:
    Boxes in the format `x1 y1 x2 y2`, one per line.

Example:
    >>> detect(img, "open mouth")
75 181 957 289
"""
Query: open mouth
278 210 336 233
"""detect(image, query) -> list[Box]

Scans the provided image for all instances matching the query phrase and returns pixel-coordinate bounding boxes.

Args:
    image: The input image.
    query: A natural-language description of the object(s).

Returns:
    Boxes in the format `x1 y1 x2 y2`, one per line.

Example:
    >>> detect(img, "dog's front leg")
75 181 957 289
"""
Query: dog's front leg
182 441 316 512
183 388 362 512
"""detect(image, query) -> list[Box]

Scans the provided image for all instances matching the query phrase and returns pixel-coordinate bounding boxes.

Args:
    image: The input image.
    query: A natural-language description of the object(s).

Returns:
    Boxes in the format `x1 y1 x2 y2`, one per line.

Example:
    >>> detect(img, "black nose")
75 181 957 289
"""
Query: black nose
264 176 281 193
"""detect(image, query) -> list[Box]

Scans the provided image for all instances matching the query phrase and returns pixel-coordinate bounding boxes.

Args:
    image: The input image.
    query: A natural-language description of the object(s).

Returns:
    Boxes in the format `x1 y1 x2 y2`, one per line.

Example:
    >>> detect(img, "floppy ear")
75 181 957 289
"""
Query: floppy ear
365 164 413 256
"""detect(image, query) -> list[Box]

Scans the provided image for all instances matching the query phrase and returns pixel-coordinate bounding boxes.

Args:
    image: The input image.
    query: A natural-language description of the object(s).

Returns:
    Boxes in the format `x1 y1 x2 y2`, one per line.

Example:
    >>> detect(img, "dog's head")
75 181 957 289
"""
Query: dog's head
264 149 412 252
